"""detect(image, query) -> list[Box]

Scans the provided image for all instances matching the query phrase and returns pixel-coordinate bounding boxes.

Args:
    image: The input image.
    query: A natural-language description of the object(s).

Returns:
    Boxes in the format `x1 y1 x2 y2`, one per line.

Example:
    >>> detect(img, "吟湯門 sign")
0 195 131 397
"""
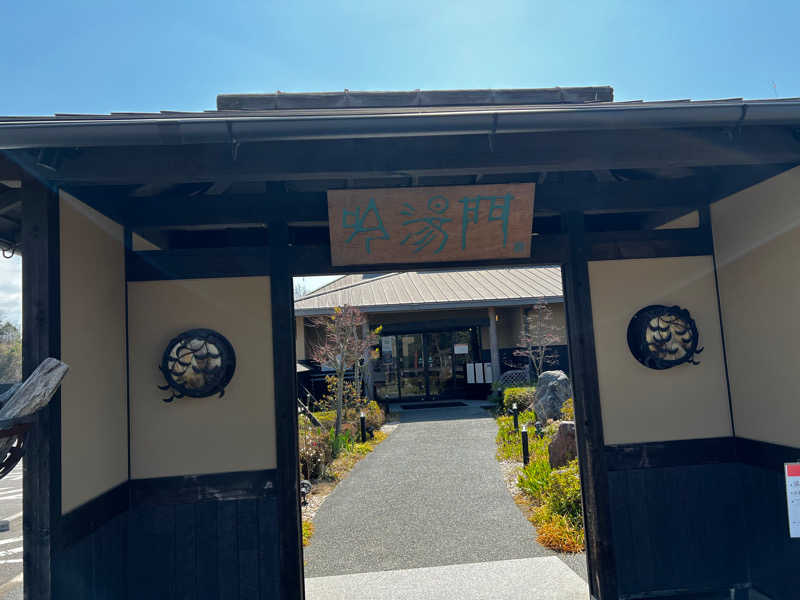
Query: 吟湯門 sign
327 184 535 267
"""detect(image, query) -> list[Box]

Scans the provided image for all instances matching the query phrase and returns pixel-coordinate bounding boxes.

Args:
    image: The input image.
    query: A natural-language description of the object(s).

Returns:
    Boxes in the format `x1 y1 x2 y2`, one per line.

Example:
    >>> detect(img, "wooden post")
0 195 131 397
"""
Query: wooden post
269 220 305 600
488 307 500 381
562 211 618 600
22 182 60 600
362 322 374 401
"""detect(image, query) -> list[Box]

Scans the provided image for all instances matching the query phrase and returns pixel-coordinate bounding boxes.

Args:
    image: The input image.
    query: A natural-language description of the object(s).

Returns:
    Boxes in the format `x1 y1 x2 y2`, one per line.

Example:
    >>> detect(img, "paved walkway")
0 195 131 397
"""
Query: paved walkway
304 403 588 599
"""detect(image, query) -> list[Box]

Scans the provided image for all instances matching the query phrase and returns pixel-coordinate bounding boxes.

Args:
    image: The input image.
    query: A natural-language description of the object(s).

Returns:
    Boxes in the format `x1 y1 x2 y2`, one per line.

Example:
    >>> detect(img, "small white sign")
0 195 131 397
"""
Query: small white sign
483 363 493 383
454 343 469 355
381 338 393 353
466 363 475 384
786 463 800 537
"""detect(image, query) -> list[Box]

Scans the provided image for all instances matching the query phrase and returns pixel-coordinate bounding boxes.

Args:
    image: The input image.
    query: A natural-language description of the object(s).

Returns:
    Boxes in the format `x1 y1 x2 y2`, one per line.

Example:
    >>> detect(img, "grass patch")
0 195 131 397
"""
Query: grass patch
531 507 585 553
328 430 387 480
495 410 586 554
495 411 539 461
302 519 314 547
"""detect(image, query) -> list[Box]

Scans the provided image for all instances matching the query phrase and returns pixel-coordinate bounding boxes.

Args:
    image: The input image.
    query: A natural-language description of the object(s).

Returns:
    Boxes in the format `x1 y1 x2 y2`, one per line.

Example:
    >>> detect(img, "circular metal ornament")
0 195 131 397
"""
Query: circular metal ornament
626 305 703 370
158 329 236 402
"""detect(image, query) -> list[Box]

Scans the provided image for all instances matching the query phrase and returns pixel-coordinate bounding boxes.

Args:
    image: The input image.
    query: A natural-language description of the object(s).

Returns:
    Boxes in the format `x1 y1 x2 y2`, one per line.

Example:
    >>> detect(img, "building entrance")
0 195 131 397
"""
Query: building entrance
375 328 479 402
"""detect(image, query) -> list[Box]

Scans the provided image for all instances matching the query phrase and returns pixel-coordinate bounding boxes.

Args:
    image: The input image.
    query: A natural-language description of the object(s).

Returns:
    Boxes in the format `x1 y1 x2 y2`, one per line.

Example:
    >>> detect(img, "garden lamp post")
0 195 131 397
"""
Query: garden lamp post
521 424 530 466
360 410 367 443
512 402 519 430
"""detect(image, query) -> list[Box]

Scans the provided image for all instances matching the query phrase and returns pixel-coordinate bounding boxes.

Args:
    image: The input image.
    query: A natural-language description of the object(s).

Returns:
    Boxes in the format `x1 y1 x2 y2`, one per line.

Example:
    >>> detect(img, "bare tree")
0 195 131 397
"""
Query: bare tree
0 313 21 383
309 306 378 435
514 303 561 380
293 277 312 299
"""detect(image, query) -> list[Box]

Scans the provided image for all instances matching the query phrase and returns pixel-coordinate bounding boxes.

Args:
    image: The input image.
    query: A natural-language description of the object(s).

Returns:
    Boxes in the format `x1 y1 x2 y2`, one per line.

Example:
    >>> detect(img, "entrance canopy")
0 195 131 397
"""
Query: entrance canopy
3 86 800 264
5 86 800 600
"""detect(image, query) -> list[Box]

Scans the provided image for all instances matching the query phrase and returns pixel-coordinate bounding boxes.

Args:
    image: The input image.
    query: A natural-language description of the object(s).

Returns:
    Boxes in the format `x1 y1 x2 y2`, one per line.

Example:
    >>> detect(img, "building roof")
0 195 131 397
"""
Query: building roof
3 86 800 149
294 267 563 316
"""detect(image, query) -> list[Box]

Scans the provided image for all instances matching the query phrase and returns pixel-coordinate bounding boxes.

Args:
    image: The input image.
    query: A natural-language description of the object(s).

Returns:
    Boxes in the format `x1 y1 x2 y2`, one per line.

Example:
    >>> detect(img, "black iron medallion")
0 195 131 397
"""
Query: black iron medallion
158 329 236 402
627 305 703 370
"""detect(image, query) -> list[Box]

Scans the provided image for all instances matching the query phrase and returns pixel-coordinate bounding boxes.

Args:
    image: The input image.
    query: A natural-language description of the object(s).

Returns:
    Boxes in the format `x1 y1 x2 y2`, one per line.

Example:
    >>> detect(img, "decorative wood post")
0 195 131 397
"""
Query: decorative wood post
562 211 618 600
269 219 305 600
22 181 61 600
488 307 500 382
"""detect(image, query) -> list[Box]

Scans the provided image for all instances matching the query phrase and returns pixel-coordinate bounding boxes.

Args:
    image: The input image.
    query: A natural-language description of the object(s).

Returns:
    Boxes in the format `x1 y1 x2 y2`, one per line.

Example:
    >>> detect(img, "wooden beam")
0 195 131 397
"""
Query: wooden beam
125 228 712 281
71 176 718 230
605 437 736 472
21 181 60 600
16 125 800 186
562 212 618 599
0 153 28 181
269 220 305 600
0 192 21 216
126 246 270 281
586 227 712 260
641 163 798 229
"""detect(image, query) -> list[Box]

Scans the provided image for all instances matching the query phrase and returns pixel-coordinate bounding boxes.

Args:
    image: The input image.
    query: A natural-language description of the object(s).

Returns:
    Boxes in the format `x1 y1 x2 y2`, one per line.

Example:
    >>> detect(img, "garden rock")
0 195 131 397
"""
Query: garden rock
533 370 572 423
548 421 577 469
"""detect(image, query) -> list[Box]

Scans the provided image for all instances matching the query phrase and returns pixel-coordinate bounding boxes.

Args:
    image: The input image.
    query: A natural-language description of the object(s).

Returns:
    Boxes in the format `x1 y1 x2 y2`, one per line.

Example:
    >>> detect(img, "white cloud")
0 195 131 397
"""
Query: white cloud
0 256 21 326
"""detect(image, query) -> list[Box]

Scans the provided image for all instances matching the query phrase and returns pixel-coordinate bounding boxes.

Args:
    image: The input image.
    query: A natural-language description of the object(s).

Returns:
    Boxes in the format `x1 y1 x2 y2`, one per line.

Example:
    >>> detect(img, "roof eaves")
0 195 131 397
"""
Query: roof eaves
5 98 800 150
294 296 564 316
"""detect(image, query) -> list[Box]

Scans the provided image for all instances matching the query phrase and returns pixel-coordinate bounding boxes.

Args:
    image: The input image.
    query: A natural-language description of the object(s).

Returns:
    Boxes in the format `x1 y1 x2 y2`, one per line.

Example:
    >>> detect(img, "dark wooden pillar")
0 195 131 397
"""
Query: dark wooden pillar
21 182 60 600
269 220 305 599
487 307 500 381
562 211 618 600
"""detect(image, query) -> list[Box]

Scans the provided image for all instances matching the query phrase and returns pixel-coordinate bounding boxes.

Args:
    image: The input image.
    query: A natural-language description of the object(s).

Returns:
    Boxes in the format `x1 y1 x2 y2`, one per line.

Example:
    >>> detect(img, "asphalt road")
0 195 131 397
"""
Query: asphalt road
0 464 22 599
304 403 587 591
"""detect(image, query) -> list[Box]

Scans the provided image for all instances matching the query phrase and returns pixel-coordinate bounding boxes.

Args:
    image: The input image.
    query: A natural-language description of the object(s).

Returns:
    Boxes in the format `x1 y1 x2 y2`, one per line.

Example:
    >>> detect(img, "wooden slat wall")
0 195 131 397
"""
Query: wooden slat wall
741 462 800 599
127 496 280 599
53 514 127 600
608 463 747 598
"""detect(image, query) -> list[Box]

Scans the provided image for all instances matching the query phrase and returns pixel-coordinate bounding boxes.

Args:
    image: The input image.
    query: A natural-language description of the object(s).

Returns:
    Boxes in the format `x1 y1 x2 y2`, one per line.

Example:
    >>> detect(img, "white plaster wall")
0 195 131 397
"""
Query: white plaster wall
589 257 731 445
128 277 276 479
712 166 800 447
60 193 128 513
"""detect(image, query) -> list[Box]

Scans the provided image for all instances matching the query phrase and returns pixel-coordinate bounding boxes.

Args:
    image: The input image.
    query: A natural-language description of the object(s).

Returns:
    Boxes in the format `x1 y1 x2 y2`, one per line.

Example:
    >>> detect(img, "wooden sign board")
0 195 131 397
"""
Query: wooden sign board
327 183 534 267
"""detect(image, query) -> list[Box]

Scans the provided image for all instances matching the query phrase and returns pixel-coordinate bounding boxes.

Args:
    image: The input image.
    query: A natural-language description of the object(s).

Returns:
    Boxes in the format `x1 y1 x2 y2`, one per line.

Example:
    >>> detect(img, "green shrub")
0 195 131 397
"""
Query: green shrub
312 410 337 430
502 387 536 413
343 400 385 432
543 459 583 529
329 428 355 457
561 398 575 420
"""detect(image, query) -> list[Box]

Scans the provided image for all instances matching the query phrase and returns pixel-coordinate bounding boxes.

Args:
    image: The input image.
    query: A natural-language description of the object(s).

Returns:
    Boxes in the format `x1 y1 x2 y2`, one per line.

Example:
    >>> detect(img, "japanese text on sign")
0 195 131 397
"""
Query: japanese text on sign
328 184 534 266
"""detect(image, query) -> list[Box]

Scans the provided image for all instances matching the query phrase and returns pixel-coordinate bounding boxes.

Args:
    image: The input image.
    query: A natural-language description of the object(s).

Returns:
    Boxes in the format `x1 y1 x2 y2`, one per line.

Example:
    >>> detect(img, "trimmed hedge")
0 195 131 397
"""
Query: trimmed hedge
502 386 536 413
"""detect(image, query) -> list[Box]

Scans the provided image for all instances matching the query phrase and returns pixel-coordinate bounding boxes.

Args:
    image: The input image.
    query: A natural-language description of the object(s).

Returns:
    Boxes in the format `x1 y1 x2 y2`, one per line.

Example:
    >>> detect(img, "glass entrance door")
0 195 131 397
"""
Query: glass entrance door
426 331 452 399
398 333 426 400
376 328 476 402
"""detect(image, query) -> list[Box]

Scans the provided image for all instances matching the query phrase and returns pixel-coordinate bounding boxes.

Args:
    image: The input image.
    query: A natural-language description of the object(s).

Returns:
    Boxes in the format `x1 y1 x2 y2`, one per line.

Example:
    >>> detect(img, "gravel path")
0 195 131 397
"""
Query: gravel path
304 404 586 583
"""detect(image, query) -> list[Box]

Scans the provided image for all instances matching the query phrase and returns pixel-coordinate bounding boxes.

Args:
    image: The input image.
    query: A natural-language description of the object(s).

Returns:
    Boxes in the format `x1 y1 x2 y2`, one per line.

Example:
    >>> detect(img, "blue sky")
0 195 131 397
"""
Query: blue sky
1 0 799 323
1 0 799 116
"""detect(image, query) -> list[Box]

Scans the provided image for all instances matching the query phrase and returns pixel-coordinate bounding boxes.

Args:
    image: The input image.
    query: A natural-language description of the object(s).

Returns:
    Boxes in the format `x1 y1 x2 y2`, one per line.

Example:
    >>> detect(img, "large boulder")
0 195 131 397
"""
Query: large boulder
548 421 577 469
533 370 572 423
